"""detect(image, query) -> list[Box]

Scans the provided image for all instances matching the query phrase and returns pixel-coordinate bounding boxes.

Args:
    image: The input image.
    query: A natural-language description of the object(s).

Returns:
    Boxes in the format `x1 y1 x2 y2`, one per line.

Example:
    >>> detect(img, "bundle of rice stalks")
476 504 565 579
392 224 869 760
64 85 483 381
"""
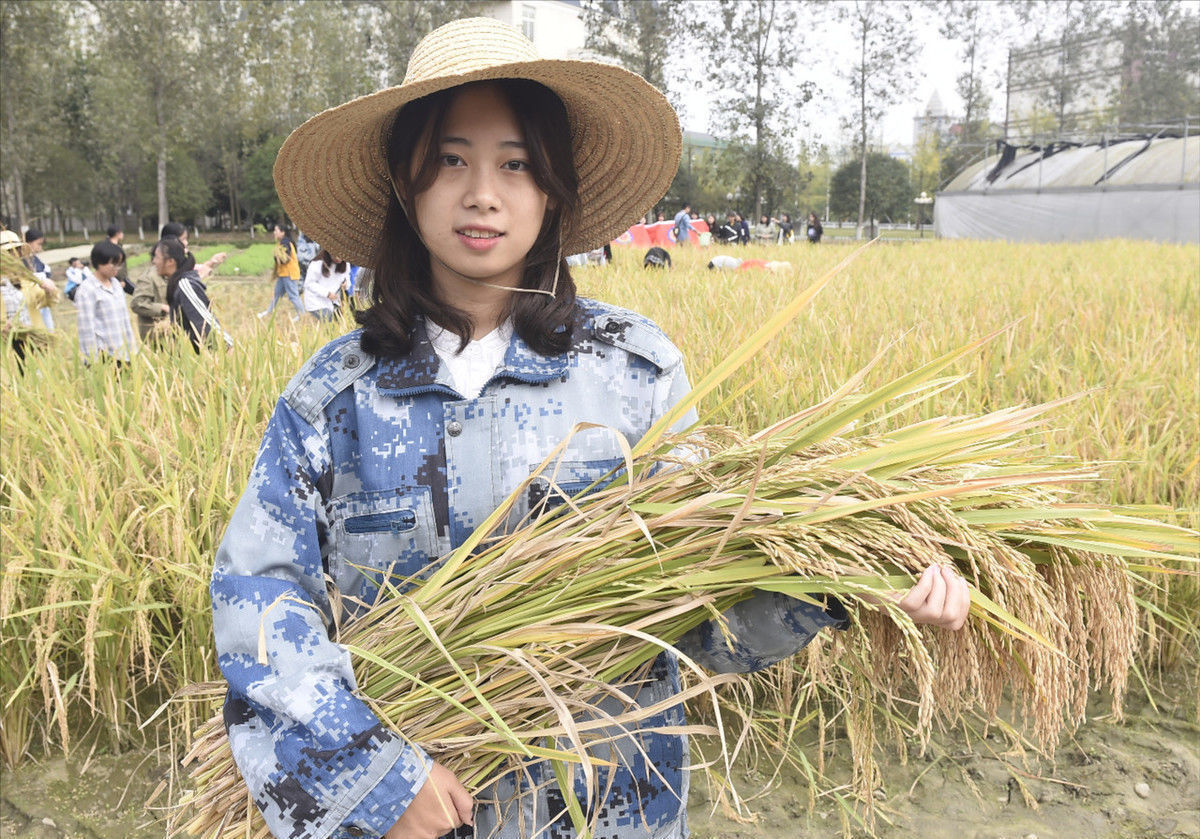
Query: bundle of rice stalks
172 387 1196 837
168 249 1198 837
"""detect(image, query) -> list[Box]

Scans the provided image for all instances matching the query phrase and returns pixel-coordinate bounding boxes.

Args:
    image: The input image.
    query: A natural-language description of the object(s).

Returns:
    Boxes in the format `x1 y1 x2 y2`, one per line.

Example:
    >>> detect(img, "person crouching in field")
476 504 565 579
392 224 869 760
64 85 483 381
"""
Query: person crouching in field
302 248 350 322
74 240 137 365
211 18 969 839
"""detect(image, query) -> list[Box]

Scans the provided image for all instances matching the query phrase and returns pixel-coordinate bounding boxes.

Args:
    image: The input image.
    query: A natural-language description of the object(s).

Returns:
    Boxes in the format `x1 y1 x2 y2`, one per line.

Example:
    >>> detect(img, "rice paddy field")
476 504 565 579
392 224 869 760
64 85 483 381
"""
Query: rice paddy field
1 238 1197 838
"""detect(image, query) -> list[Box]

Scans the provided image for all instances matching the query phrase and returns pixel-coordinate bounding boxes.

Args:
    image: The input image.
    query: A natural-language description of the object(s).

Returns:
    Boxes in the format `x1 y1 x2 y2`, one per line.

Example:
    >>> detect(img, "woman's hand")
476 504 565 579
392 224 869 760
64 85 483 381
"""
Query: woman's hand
384 762 474 839
895 564 971 630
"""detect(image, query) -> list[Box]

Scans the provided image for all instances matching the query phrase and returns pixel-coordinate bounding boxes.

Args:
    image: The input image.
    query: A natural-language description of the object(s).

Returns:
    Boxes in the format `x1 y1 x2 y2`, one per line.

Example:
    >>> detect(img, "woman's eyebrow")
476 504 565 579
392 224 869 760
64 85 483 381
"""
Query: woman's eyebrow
440 136 527 149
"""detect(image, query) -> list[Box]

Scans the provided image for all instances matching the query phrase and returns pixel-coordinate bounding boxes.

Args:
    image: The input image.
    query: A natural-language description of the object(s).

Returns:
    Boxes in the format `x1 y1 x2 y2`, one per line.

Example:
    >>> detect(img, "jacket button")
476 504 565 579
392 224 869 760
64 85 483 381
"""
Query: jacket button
446 421 463 437
604 320 622 333
344 353 361 369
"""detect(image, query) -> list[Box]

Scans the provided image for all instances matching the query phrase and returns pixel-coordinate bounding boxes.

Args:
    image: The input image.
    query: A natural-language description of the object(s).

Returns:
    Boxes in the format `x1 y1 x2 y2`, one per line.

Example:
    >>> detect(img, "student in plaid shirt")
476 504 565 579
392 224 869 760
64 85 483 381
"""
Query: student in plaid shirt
74 240 137 364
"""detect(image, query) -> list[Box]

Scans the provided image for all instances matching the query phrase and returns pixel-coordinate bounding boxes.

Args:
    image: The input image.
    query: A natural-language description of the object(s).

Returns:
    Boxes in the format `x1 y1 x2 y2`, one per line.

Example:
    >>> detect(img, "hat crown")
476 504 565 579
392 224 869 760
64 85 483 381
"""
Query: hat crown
403 18 538 85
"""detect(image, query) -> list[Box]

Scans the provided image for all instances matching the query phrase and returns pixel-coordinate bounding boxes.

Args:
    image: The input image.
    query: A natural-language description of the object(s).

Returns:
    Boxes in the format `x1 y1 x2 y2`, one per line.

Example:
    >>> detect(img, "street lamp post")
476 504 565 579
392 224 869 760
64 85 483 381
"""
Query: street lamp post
914 191 934 238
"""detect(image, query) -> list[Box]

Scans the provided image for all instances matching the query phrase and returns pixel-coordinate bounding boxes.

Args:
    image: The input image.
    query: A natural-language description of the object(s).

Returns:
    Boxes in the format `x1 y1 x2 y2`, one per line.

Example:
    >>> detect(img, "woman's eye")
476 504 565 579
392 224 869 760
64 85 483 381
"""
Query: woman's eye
440 154 464 167
503 160 530 172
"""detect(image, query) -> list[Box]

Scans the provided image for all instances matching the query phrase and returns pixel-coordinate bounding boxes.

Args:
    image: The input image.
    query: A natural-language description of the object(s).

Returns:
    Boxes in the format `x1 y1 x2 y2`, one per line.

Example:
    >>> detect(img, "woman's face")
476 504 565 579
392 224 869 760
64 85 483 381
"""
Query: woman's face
408 84 549 296
151 247 175 278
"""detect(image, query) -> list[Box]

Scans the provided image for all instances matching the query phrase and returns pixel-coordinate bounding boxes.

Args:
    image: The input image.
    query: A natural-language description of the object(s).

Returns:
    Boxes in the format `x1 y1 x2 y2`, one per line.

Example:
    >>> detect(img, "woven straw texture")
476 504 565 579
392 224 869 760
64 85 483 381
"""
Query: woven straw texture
274 17 682 268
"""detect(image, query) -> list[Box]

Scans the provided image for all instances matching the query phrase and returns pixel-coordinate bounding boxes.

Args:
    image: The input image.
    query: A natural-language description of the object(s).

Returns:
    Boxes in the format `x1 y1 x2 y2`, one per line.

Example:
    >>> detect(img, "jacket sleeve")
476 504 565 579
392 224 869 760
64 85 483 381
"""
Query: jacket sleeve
212 398 432 839
75 285 99 361
655 357 851 675
130 272 163 320
676 592 849 674
176 279 211 349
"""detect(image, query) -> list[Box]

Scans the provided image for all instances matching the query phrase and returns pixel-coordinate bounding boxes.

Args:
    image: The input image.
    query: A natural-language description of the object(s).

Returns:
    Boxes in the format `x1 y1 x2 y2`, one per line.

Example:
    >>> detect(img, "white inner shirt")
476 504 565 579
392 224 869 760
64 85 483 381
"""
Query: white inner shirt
427 318 513 399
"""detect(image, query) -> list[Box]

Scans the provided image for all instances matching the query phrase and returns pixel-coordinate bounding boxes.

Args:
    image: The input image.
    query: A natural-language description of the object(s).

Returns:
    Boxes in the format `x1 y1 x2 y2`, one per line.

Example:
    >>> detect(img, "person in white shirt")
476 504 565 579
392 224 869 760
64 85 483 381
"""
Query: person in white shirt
64 257 94 301
302 249 350 322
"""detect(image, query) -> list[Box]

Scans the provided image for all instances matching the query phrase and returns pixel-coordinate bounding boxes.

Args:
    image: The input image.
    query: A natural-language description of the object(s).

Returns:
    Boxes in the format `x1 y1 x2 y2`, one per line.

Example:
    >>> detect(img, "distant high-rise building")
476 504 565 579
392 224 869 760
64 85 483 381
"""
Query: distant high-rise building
912 91 961 146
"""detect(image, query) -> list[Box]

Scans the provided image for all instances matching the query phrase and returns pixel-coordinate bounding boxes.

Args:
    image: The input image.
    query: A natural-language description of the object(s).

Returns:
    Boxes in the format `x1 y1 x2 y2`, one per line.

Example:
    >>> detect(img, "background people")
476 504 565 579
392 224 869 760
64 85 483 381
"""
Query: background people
672 202 694 245
154 236 230 352
74 240 136 364
259 222 304 319
302 248 350 322
806 211 824 243
106 225 134 294
21 228 55 330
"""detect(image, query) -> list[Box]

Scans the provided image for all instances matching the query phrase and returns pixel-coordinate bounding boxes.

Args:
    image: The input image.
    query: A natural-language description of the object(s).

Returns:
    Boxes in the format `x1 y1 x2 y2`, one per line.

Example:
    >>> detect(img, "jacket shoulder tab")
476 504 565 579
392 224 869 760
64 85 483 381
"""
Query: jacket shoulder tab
583 299 681 372
281 332 375 425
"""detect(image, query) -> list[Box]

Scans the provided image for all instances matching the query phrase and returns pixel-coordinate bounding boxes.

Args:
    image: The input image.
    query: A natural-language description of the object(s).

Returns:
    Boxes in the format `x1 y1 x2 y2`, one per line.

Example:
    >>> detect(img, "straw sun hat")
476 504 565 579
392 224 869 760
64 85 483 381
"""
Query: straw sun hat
274 17 682 269
0 229 22 251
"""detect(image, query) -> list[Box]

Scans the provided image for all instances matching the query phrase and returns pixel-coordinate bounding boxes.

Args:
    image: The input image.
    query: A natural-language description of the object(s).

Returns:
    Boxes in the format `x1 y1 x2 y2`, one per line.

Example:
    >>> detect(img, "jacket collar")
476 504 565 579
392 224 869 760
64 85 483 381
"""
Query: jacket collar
375 317 569 397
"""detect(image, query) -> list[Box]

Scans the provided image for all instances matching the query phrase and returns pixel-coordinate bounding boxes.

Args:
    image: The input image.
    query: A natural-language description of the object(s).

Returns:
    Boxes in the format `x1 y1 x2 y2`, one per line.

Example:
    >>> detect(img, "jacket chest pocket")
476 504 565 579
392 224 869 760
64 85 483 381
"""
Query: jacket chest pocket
525 457 626 518
328 487 439 599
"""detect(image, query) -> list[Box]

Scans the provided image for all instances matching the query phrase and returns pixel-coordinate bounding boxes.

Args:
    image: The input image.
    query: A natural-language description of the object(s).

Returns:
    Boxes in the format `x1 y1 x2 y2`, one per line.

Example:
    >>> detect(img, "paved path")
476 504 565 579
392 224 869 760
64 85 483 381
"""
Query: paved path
38 244 94 265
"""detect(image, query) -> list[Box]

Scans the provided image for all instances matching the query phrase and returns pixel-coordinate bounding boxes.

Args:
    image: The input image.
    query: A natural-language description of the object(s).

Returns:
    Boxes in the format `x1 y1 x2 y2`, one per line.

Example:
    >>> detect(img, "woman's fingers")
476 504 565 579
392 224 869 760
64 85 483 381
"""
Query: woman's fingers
898 564 971 630
944 568 971 630
449 782 476 826
897 565 934 612
924 563 948 619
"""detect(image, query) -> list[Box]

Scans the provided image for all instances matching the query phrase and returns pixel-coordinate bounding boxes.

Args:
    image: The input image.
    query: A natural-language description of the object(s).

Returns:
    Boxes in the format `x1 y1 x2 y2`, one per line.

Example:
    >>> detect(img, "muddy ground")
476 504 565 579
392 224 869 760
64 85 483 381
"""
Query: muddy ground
2 686 1197 839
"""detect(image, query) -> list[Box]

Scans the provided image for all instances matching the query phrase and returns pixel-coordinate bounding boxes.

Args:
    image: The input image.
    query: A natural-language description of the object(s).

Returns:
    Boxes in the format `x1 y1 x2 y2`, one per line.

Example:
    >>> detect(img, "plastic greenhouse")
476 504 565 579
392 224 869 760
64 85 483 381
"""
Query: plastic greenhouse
934 135 1199 244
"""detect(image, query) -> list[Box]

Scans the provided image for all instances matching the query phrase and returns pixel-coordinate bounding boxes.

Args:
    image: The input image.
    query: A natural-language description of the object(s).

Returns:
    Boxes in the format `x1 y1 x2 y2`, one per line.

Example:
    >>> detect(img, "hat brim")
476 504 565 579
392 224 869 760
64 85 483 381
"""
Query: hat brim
275 60 681 270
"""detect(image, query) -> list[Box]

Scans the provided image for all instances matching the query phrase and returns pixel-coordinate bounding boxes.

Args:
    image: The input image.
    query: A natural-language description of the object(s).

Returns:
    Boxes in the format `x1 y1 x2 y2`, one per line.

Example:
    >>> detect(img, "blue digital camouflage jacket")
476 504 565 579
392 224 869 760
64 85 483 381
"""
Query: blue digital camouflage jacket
211 298 847 839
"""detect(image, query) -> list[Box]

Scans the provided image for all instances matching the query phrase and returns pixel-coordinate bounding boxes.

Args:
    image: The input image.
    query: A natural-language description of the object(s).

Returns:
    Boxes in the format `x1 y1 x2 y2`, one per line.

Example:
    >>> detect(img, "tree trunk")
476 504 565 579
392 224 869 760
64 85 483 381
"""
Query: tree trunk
856 21 868 240
12 164 25 232
155 80 169 229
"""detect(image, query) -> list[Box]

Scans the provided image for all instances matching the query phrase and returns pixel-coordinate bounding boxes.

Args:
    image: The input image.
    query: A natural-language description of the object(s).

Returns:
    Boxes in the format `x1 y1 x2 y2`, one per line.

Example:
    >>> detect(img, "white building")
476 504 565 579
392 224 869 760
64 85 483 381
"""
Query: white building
912 91 961 146
484 0 590 60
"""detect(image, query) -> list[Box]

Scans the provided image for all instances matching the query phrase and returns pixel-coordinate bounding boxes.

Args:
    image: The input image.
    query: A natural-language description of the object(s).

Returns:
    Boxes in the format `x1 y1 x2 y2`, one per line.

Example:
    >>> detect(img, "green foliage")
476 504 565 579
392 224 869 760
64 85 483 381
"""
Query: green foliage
838 0 919 230
241 135 288 225
829 154 911 224
216 243 276 277
580 0 684 94
693 0 812 216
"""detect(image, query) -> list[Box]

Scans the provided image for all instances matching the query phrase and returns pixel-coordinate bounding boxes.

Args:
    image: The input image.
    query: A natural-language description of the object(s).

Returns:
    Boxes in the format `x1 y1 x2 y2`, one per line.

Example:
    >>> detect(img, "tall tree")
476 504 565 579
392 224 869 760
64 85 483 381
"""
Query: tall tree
1003 0 1125 137
1116 0 1200 130
696 0 811 217
0 0 68 230
363 0 489 86
580 0 685 95
829 152 911 226
92 0 203 230
925 0 1004 185
838 0 919 238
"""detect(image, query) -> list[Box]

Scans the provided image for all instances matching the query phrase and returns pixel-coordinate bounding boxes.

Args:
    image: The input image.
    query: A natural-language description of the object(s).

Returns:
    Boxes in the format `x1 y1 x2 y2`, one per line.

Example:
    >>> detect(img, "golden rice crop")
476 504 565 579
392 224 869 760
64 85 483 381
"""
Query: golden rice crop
2 239 1196 833
171 333 1196 836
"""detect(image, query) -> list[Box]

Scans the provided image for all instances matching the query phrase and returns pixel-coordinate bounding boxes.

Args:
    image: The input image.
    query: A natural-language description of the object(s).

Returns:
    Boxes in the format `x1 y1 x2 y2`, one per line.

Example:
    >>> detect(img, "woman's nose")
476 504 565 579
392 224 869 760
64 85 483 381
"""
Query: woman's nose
463 168 501 211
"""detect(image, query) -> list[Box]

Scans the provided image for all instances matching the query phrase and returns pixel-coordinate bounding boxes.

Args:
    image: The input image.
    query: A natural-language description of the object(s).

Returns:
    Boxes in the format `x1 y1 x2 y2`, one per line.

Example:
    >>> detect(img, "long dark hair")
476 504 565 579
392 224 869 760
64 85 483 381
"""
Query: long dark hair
155 237 191 307
319 248 347 277
357 79 580 358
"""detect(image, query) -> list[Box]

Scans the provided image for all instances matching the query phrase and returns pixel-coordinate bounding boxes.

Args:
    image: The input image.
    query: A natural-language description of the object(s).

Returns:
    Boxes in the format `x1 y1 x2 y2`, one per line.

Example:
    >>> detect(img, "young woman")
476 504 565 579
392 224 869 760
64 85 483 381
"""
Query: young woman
302 248 351 322
806 211 825 244
74 240 136 364
151 237 231 352
213 18 968 839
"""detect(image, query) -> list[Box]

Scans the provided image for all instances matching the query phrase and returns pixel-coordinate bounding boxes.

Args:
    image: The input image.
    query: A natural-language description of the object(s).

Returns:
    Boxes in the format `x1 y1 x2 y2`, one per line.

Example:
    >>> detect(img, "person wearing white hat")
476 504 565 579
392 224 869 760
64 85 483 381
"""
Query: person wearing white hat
1 227 58 369
211 18 969 839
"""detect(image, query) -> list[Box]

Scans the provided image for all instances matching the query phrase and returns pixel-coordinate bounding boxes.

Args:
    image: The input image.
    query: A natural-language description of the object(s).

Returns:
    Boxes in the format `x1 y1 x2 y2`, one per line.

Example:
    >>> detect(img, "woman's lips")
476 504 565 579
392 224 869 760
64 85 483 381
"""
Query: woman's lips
457 229 503 251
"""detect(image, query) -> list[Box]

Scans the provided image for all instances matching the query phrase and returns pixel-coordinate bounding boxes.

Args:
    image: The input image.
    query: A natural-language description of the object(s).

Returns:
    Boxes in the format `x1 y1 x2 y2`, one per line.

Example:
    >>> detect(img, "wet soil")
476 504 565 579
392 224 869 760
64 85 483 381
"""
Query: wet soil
2 689 1197 839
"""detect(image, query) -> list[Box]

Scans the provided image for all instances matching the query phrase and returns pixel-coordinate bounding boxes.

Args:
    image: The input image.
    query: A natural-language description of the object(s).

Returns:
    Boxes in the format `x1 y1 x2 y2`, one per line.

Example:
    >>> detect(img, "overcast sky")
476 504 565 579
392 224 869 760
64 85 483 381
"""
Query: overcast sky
675 2 1015 151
